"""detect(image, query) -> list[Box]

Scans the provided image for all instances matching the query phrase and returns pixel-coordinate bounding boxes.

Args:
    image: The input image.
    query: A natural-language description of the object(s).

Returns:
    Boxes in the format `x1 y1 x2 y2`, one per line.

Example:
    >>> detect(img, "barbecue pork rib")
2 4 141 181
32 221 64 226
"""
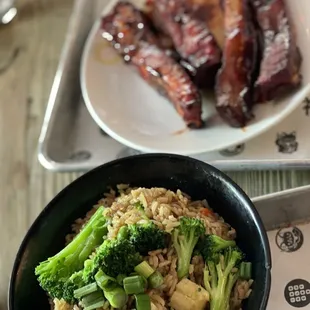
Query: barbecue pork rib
252 0 302 103
184 0 225 50
149 0 221 88
101 1 203 128
215 0 258 128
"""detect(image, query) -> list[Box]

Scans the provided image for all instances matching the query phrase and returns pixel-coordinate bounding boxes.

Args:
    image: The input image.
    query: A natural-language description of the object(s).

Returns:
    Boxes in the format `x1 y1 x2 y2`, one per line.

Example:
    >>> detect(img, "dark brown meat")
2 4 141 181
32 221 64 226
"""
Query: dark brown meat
101 1 203 128
252 0 302 103
150 0 222 88
184 0 225 50
101 1 158 58
215 0 258 128
132 44 203 127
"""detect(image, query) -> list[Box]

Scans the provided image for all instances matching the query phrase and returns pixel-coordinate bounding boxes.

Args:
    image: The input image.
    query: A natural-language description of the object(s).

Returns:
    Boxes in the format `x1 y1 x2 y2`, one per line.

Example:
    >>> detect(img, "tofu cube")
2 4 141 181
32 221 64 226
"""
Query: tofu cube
170 278 209 310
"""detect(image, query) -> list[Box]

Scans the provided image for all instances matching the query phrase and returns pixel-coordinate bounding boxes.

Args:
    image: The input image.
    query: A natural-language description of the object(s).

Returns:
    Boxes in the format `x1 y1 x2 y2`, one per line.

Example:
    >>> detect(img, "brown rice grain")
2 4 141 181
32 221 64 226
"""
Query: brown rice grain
168 277 178 296
159 261 171 268
149 249 162 256
58 186 252 310
152 255 159 269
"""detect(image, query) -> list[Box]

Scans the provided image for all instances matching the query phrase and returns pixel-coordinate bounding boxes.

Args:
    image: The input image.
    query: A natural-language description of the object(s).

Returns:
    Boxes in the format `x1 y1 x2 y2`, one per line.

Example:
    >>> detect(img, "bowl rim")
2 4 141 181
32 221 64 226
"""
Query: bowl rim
8 153 272 310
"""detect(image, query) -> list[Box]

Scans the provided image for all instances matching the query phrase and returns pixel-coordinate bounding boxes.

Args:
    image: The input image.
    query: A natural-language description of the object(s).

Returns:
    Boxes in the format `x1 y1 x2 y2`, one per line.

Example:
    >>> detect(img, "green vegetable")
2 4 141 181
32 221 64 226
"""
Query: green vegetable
197 234 236 261
148 271 164 289
82 259 95 284
95 270 117 290
123 275 145 294
84 299 105 310
239 262 252 280
203 247 244 310
135 294 151 310
61 270 84 300
104 285 128 308
81 291 104 308
172 217 205 279
128 221 168 255
61 258 97 302
74 282 98 299
134 261 154 279
134 202 145 211
93 238 141 277
34 206 108 302
118 225 129 241
116 274 127 286
94 269 128 308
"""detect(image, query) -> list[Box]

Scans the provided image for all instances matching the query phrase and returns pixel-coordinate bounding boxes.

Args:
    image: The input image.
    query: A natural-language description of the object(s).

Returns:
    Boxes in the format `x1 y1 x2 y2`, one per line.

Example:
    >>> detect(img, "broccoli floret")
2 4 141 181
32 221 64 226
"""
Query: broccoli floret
93 239 142 277
35 206 108 302
134 202 145 211
172 217 205 279
128 221 168 255
203 247 244 310
62 269 86 303
197 234 236 261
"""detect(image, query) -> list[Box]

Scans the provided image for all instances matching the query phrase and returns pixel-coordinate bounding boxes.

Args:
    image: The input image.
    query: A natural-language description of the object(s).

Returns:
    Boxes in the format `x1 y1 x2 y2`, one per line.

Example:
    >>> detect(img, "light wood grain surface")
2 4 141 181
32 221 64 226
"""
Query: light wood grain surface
1 0 310 308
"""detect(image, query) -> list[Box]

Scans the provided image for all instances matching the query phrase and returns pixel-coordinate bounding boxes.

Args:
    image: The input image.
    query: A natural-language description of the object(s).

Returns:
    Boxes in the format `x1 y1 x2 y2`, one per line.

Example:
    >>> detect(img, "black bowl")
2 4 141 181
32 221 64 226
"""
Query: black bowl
9 154 271 310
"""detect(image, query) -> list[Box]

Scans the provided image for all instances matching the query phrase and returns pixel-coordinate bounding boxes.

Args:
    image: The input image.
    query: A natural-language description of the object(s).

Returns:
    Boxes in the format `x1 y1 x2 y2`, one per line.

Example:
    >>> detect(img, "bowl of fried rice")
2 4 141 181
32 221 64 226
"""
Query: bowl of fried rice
9 154 271 310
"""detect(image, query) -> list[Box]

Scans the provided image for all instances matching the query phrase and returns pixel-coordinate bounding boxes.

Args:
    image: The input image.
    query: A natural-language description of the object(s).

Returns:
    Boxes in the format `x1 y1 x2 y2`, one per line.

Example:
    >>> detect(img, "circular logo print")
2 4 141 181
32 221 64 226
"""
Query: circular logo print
284 279 310 308
219 144 245 157
276 226 304 253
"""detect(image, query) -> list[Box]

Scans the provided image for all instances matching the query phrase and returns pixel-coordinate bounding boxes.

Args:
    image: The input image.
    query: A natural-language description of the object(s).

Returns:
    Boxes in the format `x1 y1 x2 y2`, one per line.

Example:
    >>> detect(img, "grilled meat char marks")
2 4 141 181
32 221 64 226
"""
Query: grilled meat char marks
101 1 203 128
151 0 222 88
132 44 203 127
101 1 158 58
252 0 302 103
215 0 258 128
100 0 303 129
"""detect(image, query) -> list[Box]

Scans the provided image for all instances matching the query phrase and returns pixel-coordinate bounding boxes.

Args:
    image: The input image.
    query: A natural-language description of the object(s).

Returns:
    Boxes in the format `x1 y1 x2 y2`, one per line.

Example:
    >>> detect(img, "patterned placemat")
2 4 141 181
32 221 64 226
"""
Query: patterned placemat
63 96 310 171
267 223 310 309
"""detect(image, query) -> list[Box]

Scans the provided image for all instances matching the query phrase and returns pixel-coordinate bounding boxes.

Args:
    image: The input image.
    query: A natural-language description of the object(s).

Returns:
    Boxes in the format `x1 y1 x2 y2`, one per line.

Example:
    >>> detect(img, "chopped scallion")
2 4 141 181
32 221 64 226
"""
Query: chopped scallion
95 269 116 290
116 274 126 286
239 262 252 280
123 275 145 294
73 282 98 299
84 299 105 310
135 293 151 310
135 261 155 279
104 286 128 308
149 271 164 288
81 291 104 308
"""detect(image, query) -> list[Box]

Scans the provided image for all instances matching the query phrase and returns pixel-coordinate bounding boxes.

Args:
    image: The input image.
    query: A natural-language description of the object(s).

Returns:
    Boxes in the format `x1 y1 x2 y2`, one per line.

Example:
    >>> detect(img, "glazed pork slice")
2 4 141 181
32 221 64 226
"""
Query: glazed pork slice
252 0 302 103
150 0 221 88
131 43 203 128
101 1 158 57
215 0 258 128
101 1 203 128
184 0 225 50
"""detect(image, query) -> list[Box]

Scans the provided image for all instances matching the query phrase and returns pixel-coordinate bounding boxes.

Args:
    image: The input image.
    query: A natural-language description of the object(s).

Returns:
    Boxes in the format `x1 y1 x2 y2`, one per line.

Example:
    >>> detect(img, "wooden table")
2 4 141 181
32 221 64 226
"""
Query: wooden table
0 0 310 308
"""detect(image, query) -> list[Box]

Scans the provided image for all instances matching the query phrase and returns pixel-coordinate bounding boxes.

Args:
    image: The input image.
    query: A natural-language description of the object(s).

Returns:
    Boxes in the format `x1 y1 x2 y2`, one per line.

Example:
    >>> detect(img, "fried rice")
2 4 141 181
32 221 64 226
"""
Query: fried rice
52 185 253 310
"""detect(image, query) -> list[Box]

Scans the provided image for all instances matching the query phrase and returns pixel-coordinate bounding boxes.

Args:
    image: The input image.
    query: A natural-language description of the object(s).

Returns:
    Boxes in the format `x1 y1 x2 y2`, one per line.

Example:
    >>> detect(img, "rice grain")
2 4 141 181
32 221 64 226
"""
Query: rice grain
57 186 252 310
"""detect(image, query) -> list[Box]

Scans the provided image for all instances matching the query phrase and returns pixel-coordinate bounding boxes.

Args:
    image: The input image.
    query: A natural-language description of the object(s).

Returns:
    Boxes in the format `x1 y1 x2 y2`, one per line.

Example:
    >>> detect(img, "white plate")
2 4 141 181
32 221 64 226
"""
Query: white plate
81 0 310 155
